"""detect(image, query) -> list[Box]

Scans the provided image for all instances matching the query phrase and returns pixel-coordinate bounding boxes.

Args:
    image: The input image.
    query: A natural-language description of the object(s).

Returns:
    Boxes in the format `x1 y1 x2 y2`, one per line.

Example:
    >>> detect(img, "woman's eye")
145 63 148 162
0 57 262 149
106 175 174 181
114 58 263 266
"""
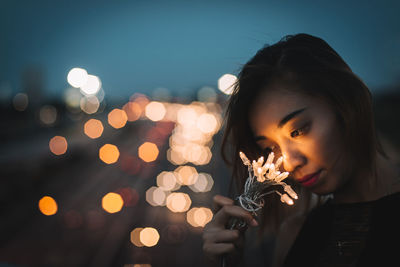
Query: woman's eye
290 124 309 138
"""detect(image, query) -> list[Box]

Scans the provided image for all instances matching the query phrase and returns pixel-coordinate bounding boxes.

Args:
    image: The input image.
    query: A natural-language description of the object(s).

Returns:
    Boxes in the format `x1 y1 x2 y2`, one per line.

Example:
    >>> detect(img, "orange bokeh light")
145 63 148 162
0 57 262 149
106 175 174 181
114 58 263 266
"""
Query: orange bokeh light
138 142 159 162
102 192 124 213
49 136 68 155
108 108 128 129
186 207 213 227
84 119 104 139
130 227 144 247
123 102 142 122
38 196 58 216
174 166 198 186
99 144 120 164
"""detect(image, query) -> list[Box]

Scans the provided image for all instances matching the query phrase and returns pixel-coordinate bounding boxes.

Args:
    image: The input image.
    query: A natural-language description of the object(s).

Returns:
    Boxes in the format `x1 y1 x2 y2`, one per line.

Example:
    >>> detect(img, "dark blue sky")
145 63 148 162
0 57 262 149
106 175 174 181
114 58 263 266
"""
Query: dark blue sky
1 0 399 99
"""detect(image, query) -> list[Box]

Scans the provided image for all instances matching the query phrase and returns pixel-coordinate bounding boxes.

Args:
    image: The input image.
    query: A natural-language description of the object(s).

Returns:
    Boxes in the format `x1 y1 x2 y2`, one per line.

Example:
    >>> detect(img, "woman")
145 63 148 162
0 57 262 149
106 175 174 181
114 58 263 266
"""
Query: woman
202 33 400 267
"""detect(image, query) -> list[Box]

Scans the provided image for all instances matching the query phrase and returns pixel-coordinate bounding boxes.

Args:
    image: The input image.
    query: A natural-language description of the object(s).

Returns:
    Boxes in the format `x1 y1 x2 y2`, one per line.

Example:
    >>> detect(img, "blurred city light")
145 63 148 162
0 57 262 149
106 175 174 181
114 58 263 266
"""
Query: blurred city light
13 93 28 111
116 187 139 207
123 102 142 122
146 186 168 206
99 144 120 164
166 192 191 213
177 106 197 127
152 87 171 102
84 119 104 139
145 101 166 121
197 113 218 134
138 142 159 162
38 196 58 216
49 136 68 155
130 227 144 247
64 87 82 111
130 93 150 110
218 73 237 95
197 86 217 102
39 105 57 125
101 192 124 213
67 68 88 88
166 148 187 165
186 207 213 227
108 108 128 129
80 74 101 95
140 227 160 247
174 166 198 186
188 173 214 193
156 171 180 191
80 95 100 114
119 154 142 175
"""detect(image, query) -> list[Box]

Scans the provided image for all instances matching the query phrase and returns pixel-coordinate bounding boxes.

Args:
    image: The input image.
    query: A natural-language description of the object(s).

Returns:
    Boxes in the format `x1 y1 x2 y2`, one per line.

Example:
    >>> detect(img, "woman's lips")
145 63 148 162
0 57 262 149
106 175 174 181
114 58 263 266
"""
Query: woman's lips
297 170 322 187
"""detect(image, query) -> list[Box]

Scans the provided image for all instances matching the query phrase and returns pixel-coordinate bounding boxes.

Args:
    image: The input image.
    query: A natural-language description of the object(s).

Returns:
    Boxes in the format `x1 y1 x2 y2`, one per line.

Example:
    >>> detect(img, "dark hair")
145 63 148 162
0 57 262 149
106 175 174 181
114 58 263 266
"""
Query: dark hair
221 33 386 233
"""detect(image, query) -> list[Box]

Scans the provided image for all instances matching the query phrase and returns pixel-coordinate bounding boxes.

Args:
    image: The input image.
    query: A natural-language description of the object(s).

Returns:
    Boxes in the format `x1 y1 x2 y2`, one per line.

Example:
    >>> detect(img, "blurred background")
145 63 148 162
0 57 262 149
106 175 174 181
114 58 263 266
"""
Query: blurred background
1 0 399 266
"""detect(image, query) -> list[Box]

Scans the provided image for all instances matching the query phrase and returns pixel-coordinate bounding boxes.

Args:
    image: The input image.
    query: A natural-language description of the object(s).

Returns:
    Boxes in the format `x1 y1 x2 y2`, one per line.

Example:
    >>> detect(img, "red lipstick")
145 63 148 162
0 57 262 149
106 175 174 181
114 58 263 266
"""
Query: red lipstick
297 170 322 187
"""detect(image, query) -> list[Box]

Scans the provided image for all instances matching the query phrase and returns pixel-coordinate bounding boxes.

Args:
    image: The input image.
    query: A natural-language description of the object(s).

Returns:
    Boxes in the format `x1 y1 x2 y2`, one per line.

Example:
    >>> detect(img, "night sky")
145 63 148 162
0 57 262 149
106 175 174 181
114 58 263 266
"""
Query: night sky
1 0 400 99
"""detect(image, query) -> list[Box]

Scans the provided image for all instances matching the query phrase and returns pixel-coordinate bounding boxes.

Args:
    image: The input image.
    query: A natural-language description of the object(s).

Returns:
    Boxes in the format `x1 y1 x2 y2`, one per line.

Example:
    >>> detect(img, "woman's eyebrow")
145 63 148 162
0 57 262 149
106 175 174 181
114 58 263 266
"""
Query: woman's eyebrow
254 107 307 141
277 107 307 129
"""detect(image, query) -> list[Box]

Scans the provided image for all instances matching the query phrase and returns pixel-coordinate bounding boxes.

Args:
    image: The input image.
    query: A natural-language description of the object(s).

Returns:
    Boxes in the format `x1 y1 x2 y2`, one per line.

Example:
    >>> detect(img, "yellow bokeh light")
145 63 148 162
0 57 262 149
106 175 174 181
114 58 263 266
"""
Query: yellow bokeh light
130 228 144 247
102 192 124 213
186 207 213 227
99 144 120 164
145 101 166 121
80 95 100 114
188 173 214 192
156 171 180 191
38 196 58 216
123 102 142 122
140 227 160 247
49 136 68 155
84 119 104 139
138 142 159 162
218 73 237 95
67 67 88 88
108 108 128 129
166 192 191 213
174 166 198 186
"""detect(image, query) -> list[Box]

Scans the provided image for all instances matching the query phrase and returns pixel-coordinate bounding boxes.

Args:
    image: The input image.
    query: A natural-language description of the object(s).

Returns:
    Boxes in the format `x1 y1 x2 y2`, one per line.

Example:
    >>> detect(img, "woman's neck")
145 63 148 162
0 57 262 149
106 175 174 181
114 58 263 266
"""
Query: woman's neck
332 152 400 204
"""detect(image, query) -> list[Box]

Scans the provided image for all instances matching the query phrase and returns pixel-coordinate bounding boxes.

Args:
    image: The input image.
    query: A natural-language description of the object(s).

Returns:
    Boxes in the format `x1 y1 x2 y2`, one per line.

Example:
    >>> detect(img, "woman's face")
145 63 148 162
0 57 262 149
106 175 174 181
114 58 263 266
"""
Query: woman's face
249 86 351 195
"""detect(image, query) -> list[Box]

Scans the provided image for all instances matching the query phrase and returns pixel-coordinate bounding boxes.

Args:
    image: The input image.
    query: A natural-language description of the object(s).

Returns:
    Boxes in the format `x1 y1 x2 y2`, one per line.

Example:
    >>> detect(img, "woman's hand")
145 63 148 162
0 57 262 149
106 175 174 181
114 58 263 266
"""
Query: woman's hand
202 194 259 266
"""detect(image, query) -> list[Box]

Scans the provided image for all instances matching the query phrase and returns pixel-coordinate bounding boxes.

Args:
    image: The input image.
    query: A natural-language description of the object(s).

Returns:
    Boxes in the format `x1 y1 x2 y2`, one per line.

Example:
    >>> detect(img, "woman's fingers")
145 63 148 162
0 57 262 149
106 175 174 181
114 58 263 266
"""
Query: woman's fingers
213 204 258 227
212 194 234 213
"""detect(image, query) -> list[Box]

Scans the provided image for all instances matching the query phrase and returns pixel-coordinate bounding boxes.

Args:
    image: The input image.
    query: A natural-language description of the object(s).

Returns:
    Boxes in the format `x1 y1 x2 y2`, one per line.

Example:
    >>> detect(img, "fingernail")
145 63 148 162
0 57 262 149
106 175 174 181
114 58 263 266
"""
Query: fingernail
250 219 258 227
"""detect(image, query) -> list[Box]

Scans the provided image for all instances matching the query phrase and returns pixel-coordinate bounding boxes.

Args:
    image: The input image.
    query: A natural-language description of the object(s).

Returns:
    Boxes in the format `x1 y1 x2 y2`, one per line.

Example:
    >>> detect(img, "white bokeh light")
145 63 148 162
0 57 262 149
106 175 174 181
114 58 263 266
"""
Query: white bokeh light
218 74 237 95
80 75 102 95
67 68 88 88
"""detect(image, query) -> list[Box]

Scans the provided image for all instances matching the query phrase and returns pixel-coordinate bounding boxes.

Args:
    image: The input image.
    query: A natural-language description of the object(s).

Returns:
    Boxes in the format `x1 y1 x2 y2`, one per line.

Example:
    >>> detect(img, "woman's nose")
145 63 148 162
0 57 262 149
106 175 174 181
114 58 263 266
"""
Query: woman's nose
281 147 306 173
